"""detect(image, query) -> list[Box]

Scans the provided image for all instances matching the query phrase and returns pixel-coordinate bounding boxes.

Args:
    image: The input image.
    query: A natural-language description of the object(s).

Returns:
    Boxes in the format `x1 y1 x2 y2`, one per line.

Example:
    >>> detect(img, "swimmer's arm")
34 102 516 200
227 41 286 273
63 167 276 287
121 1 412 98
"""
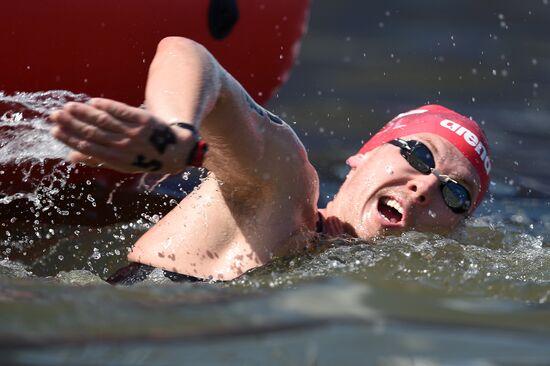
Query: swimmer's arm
145 37 309 184
50 37 308 181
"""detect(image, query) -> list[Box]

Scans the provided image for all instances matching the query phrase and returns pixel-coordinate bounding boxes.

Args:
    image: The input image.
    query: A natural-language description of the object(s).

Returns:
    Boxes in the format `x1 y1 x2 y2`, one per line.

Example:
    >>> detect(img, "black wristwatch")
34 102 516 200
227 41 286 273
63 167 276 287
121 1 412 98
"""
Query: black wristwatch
170 122 208 167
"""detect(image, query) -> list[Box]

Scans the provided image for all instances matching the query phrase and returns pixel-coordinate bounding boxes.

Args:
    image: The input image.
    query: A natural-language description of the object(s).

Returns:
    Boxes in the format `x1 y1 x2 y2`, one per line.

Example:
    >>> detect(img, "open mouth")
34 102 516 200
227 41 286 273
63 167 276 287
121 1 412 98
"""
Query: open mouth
377 197 404 224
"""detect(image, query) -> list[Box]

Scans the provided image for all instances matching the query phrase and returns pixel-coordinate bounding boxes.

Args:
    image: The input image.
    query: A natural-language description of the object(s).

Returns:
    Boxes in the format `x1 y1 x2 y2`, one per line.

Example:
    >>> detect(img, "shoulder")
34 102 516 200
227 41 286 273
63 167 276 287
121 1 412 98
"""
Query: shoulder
205 103 318 195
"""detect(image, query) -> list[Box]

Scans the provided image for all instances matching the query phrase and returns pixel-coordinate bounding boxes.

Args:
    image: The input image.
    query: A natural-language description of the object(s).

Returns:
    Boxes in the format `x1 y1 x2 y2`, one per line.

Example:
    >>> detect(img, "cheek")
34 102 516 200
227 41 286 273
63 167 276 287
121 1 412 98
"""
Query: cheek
362 158 401 185
384 162 395 176
416 196 460 225
430 207 463 229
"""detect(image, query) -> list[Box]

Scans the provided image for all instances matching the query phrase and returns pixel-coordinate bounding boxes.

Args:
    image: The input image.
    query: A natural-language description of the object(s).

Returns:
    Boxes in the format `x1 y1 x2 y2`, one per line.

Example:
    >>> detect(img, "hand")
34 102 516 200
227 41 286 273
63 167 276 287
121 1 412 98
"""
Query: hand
49 98 196 174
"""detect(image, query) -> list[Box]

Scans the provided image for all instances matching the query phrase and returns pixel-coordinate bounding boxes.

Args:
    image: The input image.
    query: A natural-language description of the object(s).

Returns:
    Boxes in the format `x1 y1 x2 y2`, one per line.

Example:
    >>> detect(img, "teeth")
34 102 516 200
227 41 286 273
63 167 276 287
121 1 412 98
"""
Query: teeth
383 198 403 214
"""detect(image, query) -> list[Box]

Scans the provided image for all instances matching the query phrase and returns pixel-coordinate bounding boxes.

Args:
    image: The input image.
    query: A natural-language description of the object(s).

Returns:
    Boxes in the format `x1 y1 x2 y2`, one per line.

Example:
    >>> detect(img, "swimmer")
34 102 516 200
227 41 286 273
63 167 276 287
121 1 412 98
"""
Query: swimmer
49 37 491 282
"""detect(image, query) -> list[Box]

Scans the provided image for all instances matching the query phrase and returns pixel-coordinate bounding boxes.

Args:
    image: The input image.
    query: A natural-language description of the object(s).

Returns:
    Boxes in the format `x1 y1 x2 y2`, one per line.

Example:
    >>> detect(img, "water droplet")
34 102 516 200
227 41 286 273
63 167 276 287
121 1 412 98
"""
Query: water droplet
91 248 101 260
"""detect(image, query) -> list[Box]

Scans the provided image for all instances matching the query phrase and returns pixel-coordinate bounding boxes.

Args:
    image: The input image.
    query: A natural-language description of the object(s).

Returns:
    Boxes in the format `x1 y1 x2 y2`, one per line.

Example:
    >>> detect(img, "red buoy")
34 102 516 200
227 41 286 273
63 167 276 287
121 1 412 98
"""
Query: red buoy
0 0 310 105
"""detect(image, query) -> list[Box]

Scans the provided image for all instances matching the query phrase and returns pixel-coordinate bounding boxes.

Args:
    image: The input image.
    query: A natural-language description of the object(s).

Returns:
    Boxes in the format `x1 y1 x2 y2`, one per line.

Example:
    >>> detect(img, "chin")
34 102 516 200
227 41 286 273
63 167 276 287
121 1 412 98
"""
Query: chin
355 224 394 240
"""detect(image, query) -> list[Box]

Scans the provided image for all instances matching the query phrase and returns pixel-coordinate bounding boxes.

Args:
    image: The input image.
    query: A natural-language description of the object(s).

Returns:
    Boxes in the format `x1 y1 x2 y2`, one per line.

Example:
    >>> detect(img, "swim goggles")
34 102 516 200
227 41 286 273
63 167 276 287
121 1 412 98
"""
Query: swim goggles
388 138 471 214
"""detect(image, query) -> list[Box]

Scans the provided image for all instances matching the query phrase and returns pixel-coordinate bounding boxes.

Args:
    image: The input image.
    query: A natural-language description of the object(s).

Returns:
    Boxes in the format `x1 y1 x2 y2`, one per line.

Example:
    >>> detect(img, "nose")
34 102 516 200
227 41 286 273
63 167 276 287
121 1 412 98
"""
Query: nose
406 173 440 205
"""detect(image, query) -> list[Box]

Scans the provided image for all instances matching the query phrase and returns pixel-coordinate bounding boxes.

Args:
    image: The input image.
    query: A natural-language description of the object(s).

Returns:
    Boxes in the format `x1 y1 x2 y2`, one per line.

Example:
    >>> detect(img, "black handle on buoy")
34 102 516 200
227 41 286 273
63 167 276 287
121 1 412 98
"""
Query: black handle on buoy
208 0 239 40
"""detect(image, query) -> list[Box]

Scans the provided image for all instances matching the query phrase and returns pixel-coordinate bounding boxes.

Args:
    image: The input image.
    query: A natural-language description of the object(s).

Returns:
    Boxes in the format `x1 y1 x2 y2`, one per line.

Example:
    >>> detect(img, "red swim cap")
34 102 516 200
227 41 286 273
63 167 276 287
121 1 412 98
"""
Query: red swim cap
359 105 491 208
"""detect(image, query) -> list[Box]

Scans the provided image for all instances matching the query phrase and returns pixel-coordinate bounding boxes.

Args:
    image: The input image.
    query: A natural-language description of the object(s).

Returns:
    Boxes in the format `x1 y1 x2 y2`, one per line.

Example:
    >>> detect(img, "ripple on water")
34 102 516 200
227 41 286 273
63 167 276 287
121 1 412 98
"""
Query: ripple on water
234 220 550 304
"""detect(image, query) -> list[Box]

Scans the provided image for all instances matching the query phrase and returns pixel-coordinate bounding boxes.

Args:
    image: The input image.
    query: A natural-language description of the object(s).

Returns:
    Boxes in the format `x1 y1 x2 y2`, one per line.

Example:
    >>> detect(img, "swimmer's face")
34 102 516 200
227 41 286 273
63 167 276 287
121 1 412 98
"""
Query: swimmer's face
332 133 480 239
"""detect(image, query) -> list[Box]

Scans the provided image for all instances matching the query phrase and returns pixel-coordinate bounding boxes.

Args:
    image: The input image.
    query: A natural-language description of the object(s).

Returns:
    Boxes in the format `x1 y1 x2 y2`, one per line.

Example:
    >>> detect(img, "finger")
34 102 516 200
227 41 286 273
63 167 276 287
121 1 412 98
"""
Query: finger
68 151 135 172
52 126 159 173
49 109 73 125
52 125 125 163
67 151 108 168
88 98 149 124
51 109 128 147
64 102 128 133
48 110 61 124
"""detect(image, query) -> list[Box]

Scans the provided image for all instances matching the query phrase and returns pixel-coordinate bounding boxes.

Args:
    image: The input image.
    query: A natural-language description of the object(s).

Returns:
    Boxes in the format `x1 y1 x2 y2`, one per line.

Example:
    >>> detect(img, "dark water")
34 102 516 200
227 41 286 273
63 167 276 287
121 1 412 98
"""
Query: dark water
1 1 550 365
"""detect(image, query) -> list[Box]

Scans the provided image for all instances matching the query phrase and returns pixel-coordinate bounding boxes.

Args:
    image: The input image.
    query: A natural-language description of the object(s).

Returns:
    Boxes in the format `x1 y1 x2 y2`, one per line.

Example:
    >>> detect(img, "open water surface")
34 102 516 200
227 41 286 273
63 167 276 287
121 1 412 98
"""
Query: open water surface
1 1 550 365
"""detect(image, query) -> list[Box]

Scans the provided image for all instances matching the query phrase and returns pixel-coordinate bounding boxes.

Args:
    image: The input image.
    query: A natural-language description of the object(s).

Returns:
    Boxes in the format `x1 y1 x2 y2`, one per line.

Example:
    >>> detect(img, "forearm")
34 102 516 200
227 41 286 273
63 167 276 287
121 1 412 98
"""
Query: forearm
48 37 273 176
145 37 222 127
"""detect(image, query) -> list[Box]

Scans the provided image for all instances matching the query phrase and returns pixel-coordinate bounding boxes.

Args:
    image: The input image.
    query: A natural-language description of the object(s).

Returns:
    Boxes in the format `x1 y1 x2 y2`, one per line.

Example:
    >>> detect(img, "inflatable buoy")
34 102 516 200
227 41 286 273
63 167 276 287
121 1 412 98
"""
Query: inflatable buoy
0 0 310 105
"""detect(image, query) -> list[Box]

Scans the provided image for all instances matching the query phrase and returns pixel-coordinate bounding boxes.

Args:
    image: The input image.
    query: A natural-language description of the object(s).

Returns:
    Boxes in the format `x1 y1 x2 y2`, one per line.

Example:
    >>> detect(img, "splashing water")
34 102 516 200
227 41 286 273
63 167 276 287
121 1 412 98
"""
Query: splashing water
0 91 86 212
0 90 86 163
233 224 549 303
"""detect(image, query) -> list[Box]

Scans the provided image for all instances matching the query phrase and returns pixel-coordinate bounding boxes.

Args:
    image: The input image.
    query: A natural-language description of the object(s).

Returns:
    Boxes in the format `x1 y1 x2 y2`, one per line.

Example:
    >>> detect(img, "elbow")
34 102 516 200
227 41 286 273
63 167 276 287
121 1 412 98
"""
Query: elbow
155 36 221 80
156 36 207 57
153 35 223 99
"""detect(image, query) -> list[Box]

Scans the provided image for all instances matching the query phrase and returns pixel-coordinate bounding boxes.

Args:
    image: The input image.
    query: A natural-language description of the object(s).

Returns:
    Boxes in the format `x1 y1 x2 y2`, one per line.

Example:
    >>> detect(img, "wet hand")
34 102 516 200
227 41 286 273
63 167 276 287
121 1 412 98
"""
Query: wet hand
49 98 196 174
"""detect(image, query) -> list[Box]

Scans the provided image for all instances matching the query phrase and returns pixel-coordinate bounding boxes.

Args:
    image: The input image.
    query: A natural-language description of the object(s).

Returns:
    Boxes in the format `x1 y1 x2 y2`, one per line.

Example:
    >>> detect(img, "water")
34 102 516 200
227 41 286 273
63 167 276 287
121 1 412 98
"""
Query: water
2 1 550 365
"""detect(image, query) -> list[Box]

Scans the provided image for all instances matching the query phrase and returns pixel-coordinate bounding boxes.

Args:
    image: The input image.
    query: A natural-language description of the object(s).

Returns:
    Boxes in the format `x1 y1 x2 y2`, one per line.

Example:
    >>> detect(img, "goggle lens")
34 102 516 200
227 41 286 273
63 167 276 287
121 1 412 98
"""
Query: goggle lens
390 139 471 214
404 142 434 174
442 181 471 213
